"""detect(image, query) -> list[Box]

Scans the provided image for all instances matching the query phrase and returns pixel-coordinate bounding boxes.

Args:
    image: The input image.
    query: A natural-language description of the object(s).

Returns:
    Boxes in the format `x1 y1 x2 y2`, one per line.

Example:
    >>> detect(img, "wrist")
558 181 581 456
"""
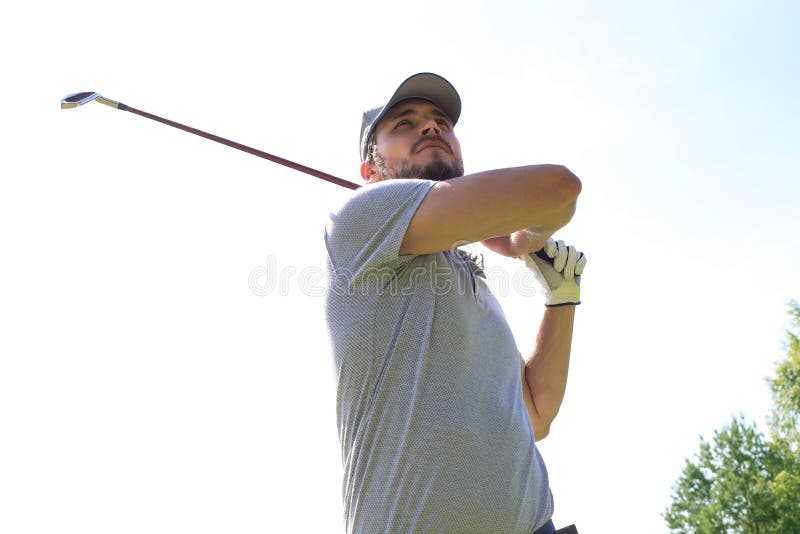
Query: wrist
545 279 581 307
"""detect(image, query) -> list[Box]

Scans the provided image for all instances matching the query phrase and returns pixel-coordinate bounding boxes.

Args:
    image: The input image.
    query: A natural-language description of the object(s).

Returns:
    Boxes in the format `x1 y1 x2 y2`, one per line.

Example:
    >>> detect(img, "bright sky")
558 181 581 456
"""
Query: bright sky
3 1 799 532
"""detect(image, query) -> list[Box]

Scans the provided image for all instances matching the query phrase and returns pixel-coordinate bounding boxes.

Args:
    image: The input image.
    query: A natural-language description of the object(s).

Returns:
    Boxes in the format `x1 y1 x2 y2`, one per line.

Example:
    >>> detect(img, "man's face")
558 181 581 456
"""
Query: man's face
362 99 464 183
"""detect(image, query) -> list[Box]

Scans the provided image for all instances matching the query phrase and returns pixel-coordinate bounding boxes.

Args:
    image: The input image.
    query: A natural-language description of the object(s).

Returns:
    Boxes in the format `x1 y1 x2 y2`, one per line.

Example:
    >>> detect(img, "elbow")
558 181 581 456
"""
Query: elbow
541 165 581 230
523 164 581 225
534 421 551 442
555 165 582 200
534 404 560 441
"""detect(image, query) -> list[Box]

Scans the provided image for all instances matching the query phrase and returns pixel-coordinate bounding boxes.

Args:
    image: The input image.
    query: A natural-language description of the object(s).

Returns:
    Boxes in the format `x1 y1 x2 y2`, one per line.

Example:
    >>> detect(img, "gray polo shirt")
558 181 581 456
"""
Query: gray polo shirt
324 179 553 533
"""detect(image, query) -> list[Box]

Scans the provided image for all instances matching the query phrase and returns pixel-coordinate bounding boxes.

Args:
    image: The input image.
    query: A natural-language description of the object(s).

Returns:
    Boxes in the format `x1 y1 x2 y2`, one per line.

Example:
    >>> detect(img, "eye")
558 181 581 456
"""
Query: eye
436 118 451 129
393 119 412 130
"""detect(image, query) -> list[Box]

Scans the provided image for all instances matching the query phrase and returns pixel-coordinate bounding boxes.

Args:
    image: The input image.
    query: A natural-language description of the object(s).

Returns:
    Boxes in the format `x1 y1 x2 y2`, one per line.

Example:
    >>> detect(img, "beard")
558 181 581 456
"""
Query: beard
390 154 465 182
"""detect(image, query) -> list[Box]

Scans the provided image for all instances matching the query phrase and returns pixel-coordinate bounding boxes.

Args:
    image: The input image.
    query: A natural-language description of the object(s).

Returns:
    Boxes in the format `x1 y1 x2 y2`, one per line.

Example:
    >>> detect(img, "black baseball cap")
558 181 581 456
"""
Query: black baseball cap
359 72 461 162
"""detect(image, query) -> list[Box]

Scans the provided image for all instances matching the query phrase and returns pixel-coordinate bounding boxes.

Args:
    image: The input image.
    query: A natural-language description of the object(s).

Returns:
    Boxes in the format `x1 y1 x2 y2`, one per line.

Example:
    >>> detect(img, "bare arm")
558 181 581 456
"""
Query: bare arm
482 229 557 258
399 165 580 255
521 305 576 441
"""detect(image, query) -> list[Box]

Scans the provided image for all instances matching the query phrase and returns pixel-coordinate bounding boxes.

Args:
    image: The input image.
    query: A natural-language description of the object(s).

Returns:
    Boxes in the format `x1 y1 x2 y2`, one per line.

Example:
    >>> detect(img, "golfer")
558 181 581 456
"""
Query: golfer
325 73 585 534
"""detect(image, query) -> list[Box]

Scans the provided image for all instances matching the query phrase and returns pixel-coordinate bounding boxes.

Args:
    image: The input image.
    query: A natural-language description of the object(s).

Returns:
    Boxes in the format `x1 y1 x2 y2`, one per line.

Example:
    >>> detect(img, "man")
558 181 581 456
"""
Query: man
324 73 585 534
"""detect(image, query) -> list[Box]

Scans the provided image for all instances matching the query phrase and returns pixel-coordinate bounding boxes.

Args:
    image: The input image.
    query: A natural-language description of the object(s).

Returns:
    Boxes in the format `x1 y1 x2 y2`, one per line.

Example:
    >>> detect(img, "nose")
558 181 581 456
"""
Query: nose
420 118 441 137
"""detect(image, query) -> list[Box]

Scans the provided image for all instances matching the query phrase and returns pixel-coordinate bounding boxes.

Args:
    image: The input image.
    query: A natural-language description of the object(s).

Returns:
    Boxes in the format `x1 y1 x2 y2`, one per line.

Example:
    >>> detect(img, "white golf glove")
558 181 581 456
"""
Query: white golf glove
524 238 587 307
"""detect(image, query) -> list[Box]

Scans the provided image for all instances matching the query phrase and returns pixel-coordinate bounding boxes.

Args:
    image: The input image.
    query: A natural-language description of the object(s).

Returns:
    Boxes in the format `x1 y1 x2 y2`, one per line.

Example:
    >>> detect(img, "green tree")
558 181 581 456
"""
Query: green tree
664 302 800 534
767 300 800 450
765 300 800 533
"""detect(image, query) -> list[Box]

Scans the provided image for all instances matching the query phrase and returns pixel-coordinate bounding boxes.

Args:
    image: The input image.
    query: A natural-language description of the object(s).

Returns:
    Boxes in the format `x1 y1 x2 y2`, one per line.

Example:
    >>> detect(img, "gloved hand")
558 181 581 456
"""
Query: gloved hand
524 238 587 307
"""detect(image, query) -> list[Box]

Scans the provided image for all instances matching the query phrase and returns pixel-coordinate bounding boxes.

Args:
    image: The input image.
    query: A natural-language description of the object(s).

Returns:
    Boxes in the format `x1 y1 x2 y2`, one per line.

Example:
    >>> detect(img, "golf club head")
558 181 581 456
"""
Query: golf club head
61 92 121 109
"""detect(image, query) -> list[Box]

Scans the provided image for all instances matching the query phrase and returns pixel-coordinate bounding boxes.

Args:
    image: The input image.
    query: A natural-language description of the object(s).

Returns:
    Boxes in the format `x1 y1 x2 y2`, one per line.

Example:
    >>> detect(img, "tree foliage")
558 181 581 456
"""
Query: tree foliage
664 302 800 533
767 300 800 450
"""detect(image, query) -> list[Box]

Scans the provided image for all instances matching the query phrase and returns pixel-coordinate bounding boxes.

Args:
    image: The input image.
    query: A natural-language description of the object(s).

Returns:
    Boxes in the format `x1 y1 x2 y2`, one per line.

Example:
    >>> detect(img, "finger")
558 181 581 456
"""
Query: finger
575 253 587 276
543 238 557 258
563 245 578 281
553 240 568 272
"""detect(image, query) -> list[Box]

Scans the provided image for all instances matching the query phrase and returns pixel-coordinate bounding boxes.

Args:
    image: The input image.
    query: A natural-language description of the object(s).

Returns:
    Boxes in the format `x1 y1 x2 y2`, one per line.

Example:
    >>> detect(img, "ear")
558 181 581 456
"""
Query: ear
360 160 384 184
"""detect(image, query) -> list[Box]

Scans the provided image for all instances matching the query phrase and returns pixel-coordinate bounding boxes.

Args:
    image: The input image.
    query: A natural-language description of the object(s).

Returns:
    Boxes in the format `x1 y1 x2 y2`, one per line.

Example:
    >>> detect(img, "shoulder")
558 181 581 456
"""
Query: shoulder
326 179 434 234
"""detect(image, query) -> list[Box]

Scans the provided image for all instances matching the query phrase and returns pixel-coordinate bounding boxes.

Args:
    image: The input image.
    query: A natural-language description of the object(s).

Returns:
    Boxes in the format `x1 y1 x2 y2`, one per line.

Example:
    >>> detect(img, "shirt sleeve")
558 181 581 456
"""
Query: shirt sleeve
324 179 434 287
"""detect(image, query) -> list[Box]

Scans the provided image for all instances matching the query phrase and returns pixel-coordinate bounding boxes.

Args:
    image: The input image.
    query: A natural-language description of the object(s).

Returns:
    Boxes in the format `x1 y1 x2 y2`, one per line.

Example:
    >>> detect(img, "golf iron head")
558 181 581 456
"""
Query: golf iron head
61 92 122 110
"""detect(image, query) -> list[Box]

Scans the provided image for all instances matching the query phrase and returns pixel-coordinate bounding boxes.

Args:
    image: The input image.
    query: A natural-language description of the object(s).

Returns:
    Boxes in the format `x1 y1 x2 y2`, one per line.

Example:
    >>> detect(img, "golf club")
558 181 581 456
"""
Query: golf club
60 92 360 191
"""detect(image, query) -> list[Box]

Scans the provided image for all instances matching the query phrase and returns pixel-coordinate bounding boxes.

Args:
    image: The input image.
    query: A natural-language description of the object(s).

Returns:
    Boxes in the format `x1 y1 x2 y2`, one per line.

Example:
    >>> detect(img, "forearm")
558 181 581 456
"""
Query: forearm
481 199 577 257
523 305 576 435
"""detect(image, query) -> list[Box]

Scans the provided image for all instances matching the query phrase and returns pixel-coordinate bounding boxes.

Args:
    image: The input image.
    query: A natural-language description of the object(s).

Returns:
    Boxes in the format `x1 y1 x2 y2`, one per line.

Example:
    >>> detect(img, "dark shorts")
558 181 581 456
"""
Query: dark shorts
533 519 579 534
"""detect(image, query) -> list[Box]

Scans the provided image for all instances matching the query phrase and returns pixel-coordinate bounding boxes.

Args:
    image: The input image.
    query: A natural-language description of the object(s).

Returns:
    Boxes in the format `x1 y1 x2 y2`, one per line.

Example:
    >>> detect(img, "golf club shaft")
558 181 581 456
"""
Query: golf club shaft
116 102 360 190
